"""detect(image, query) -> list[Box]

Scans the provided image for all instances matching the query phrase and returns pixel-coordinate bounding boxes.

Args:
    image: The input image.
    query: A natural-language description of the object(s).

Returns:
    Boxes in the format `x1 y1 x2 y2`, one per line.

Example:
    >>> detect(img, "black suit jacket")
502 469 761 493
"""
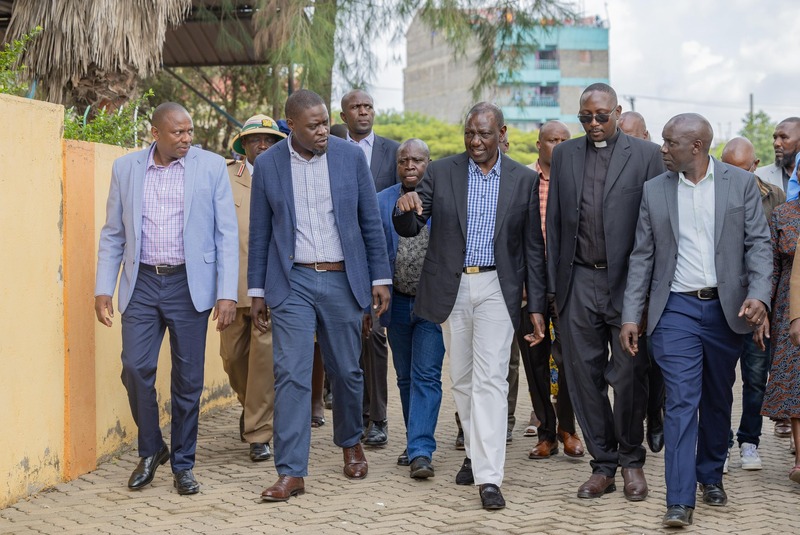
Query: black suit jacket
546 131 665 314
370 134 401 192
393 152 546 328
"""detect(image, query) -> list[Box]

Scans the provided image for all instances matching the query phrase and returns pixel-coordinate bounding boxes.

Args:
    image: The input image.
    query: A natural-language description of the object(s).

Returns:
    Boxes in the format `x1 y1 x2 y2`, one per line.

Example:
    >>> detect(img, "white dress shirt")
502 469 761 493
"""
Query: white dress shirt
672 156 717 292
347 130 374 165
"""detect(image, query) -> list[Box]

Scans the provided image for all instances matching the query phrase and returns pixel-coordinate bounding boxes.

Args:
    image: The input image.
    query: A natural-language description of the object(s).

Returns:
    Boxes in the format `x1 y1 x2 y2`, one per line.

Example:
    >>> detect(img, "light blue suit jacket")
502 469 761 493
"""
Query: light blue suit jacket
248 136 391 309
95 146 239 313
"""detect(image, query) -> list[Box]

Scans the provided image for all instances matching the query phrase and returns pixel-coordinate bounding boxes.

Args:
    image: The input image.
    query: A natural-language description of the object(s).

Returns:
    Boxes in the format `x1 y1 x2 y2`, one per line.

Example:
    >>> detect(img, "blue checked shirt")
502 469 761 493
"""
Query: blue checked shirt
465 153 501 267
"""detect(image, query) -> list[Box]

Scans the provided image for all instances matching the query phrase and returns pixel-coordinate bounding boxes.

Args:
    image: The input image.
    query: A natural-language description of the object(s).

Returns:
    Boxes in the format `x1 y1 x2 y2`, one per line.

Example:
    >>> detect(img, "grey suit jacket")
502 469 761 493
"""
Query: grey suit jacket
393 152 546 328
755 163 785 192
622 158 772 336
370 134 400 192
546 131 665 314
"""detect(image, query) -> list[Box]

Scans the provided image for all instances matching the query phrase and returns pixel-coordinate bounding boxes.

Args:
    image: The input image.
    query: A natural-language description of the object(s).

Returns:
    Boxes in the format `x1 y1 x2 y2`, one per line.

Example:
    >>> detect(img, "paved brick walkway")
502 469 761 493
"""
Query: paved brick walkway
2 355 799 534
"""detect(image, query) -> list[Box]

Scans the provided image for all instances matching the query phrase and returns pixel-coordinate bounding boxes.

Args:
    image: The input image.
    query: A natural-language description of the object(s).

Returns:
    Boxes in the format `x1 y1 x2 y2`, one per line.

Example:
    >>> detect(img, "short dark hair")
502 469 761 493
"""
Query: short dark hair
581 83 618 107
285 90 326 120
466 102 504 128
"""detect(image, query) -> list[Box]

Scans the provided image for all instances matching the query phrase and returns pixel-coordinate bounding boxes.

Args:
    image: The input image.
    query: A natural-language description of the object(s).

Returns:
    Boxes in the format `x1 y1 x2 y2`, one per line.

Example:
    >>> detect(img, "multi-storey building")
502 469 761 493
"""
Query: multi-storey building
404 13 609 133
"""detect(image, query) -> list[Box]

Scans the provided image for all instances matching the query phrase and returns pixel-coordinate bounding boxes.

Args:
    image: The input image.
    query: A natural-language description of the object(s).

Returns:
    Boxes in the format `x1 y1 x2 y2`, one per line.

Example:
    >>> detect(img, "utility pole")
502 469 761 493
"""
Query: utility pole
749 92 754 117
624 95 636 112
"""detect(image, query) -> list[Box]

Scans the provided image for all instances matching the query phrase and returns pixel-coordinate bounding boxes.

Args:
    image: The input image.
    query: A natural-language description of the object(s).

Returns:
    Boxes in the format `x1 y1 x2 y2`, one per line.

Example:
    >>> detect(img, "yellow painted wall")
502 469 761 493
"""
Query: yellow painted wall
0 94 236 509
0 94 67 505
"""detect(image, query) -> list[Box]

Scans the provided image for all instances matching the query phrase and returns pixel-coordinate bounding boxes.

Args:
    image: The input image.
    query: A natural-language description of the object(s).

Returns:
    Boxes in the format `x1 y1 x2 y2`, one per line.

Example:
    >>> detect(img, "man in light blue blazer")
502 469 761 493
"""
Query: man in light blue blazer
249 90 391 502
620 114 771 527
94 103 239 495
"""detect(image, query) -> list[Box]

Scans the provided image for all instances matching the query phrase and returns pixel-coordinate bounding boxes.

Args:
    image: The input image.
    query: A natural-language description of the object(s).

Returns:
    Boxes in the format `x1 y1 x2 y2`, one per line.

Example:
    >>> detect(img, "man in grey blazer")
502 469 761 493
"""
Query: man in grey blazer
755 117 800 193
340 88 400 446
394 102 547 510
249 90 391 502
620 113 771 527
546 83 664 501
94 102 239 494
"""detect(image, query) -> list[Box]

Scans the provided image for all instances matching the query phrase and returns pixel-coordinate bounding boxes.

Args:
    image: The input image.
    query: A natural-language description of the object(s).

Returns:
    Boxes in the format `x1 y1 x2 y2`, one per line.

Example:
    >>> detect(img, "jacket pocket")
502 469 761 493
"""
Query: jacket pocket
204 250 217 263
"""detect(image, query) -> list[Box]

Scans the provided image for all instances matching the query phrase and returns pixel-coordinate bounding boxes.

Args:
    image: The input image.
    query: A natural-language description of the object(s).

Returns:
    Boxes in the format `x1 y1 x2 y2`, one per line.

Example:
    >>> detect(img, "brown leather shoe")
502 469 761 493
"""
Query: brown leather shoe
343 443 368 479
261 475 305 502
577 473 616 498
528 439 559 459
621 467 648 501
557 428 585 458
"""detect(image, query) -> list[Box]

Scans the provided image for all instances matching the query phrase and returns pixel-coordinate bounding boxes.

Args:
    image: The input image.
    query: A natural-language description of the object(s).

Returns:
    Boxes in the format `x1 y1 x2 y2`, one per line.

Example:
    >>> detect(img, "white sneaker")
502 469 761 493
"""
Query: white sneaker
740 442 762 470
723 448 730 474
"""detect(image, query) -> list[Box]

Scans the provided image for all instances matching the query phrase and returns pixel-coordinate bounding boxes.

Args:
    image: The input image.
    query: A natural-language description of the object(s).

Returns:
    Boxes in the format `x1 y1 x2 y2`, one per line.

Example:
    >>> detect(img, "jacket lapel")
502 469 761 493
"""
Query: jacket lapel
664 172 679 244
572 138 587 207
604 133 632 199
713 158 730 247
370 136 384 177
132 148 148 242
182 148 197 226
276 142 297 229
452 154 468 239
494 155 516 240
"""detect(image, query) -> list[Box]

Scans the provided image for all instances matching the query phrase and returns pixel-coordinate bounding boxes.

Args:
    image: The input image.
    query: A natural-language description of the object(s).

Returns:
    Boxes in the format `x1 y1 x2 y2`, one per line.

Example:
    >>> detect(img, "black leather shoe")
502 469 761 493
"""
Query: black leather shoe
239 411 246 442
647 412 664 453
700 482 727 506
249 442 272 462
455 428 465 450
128 443 169 489
410 456 434 479
662 505 694 527
397 448 410 466
173 469 200 495
455 457 474 485
479 484 506 510
363 420 388 446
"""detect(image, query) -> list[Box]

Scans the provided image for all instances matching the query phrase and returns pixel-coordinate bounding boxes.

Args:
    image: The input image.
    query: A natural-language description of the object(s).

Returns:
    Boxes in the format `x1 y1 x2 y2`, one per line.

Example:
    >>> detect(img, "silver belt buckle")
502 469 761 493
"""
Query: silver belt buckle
314 262 327 273
155 265 169 275
697 288 713 300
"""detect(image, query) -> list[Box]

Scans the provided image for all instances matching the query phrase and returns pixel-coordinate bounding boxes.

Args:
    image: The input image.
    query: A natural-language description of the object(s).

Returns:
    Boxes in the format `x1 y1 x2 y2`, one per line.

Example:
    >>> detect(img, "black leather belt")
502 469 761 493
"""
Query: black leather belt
576 261 608 270
140 263 186 275
463 266 496 274
679 287 719 300
295 261 345 272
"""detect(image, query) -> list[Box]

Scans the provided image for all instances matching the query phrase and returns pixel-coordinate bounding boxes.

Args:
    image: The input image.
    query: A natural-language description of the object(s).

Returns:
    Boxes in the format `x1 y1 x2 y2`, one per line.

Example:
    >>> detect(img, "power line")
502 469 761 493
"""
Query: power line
624 94 797 111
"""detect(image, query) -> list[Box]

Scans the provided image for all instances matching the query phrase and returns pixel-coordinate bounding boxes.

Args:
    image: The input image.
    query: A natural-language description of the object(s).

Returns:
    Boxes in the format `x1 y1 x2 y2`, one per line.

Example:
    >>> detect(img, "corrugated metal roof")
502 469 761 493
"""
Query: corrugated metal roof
0 0 268 67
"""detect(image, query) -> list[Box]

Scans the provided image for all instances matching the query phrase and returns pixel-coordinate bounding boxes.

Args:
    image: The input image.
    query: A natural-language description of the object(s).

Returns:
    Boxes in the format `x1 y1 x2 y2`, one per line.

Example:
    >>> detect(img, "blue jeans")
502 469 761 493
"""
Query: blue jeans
387 292 445 461
271 266 364 477
729 335 769 448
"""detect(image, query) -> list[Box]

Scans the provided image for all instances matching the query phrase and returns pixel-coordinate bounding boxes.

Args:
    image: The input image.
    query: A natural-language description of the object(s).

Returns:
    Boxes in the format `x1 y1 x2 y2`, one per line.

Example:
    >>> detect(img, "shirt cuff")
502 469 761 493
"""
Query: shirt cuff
622 321 639 326
372 279 392 286
247 288 265 298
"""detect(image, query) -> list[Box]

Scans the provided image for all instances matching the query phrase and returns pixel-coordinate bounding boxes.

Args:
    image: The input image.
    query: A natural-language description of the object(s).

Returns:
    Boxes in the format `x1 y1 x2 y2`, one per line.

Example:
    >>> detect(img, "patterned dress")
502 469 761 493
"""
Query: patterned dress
762 200 800 419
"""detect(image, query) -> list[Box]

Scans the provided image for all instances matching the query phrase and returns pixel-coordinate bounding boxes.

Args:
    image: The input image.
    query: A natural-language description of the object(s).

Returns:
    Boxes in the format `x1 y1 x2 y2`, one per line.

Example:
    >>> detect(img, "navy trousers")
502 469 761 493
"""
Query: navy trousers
651 293 741 507
270 266 364 477
120 269 211 472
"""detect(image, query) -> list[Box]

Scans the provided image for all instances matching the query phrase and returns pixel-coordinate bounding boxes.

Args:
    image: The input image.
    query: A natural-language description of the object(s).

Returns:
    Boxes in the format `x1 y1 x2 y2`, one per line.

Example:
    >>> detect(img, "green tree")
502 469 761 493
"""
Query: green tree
739 110 775 165
254 1 576 109
373 111 540 164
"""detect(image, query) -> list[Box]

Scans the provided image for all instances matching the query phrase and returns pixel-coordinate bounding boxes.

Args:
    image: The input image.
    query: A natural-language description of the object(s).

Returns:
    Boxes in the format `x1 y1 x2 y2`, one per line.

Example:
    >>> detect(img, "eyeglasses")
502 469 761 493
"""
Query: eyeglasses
577 113 612 124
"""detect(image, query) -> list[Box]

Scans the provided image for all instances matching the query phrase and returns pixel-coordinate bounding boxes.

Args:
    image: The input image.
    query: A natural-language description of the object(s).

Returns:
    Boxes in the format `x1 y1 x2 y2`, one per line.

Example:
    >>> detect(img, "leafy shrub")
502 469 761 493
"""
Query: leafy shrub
64 89 154 148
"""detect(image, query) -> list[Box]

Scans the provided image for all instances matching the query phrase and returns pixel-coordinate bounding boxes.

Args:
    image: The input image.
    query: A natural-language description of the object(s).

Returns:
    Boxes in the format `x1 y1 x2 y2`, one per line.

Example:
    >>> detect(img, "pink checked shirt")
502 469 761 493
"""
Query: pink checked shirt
140 146 186 265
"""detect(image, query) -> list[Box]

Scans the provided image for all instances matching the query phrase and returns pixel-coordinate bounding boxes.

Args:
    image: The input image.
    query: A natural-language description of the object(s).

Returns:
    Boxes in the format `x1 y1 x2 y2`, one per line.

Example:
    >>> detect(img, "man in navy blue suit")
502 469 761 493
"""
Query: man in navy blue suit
248 89 392 502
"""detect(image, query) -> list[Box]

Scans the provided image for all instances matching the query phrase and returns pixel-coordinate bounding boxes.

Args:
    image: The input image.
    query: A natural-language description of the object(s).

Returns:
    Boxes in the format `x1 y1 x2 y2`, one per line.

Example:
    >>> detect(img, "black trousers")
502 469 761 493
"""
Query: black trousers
559 265 648 476
516 298 576 442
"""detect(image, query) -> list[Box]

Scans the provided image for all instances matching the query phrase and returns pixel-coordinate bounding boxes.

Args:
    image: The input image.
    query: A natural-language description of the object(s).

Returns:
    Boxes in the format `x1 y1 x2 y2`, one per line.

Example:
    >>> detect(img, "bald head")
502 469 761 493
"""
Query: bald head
721 137 759 172
665 113 714 151
151 102 190 128
661 113 714 176
537 120 570 167
618 111 649 140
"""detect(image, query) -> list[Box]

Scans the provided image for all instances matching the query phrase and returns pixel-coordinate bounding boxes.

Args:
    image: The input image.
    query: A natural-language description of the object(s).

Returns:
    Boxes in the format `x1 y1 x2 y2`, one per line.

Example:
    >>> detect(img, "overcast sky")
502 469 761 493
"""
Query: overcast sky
354 0 800 145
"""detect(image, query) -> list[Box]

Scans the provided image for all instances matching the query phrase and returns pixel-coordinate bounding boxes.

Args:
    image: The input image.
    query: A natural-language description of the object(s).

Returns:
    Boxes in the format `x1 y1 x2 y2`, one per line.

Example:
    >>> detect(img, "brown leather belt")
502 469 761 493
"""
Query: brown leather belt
295 261 345 272
140 263 186 275
679 287 719 300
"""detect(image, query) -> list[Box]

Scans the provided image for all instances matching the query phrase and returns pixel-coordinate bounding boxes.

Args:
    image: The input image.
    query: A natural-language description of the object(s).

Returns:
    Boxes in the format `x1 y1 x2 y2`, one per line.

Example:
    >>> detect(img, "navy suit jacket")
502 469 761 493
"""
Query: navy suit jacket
248 136 391 309
370 135 400 192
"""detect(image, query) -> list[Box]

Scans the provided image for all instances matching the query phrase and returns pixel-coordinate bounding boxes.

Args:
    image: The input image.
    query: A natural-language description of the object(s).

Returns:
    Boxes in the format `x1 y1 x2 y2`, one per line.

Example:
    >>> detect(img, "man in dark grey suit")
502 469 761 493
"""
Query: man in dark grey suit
340 89 400 446
546 83 664 501
394 102 546 510
620 113 771 527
